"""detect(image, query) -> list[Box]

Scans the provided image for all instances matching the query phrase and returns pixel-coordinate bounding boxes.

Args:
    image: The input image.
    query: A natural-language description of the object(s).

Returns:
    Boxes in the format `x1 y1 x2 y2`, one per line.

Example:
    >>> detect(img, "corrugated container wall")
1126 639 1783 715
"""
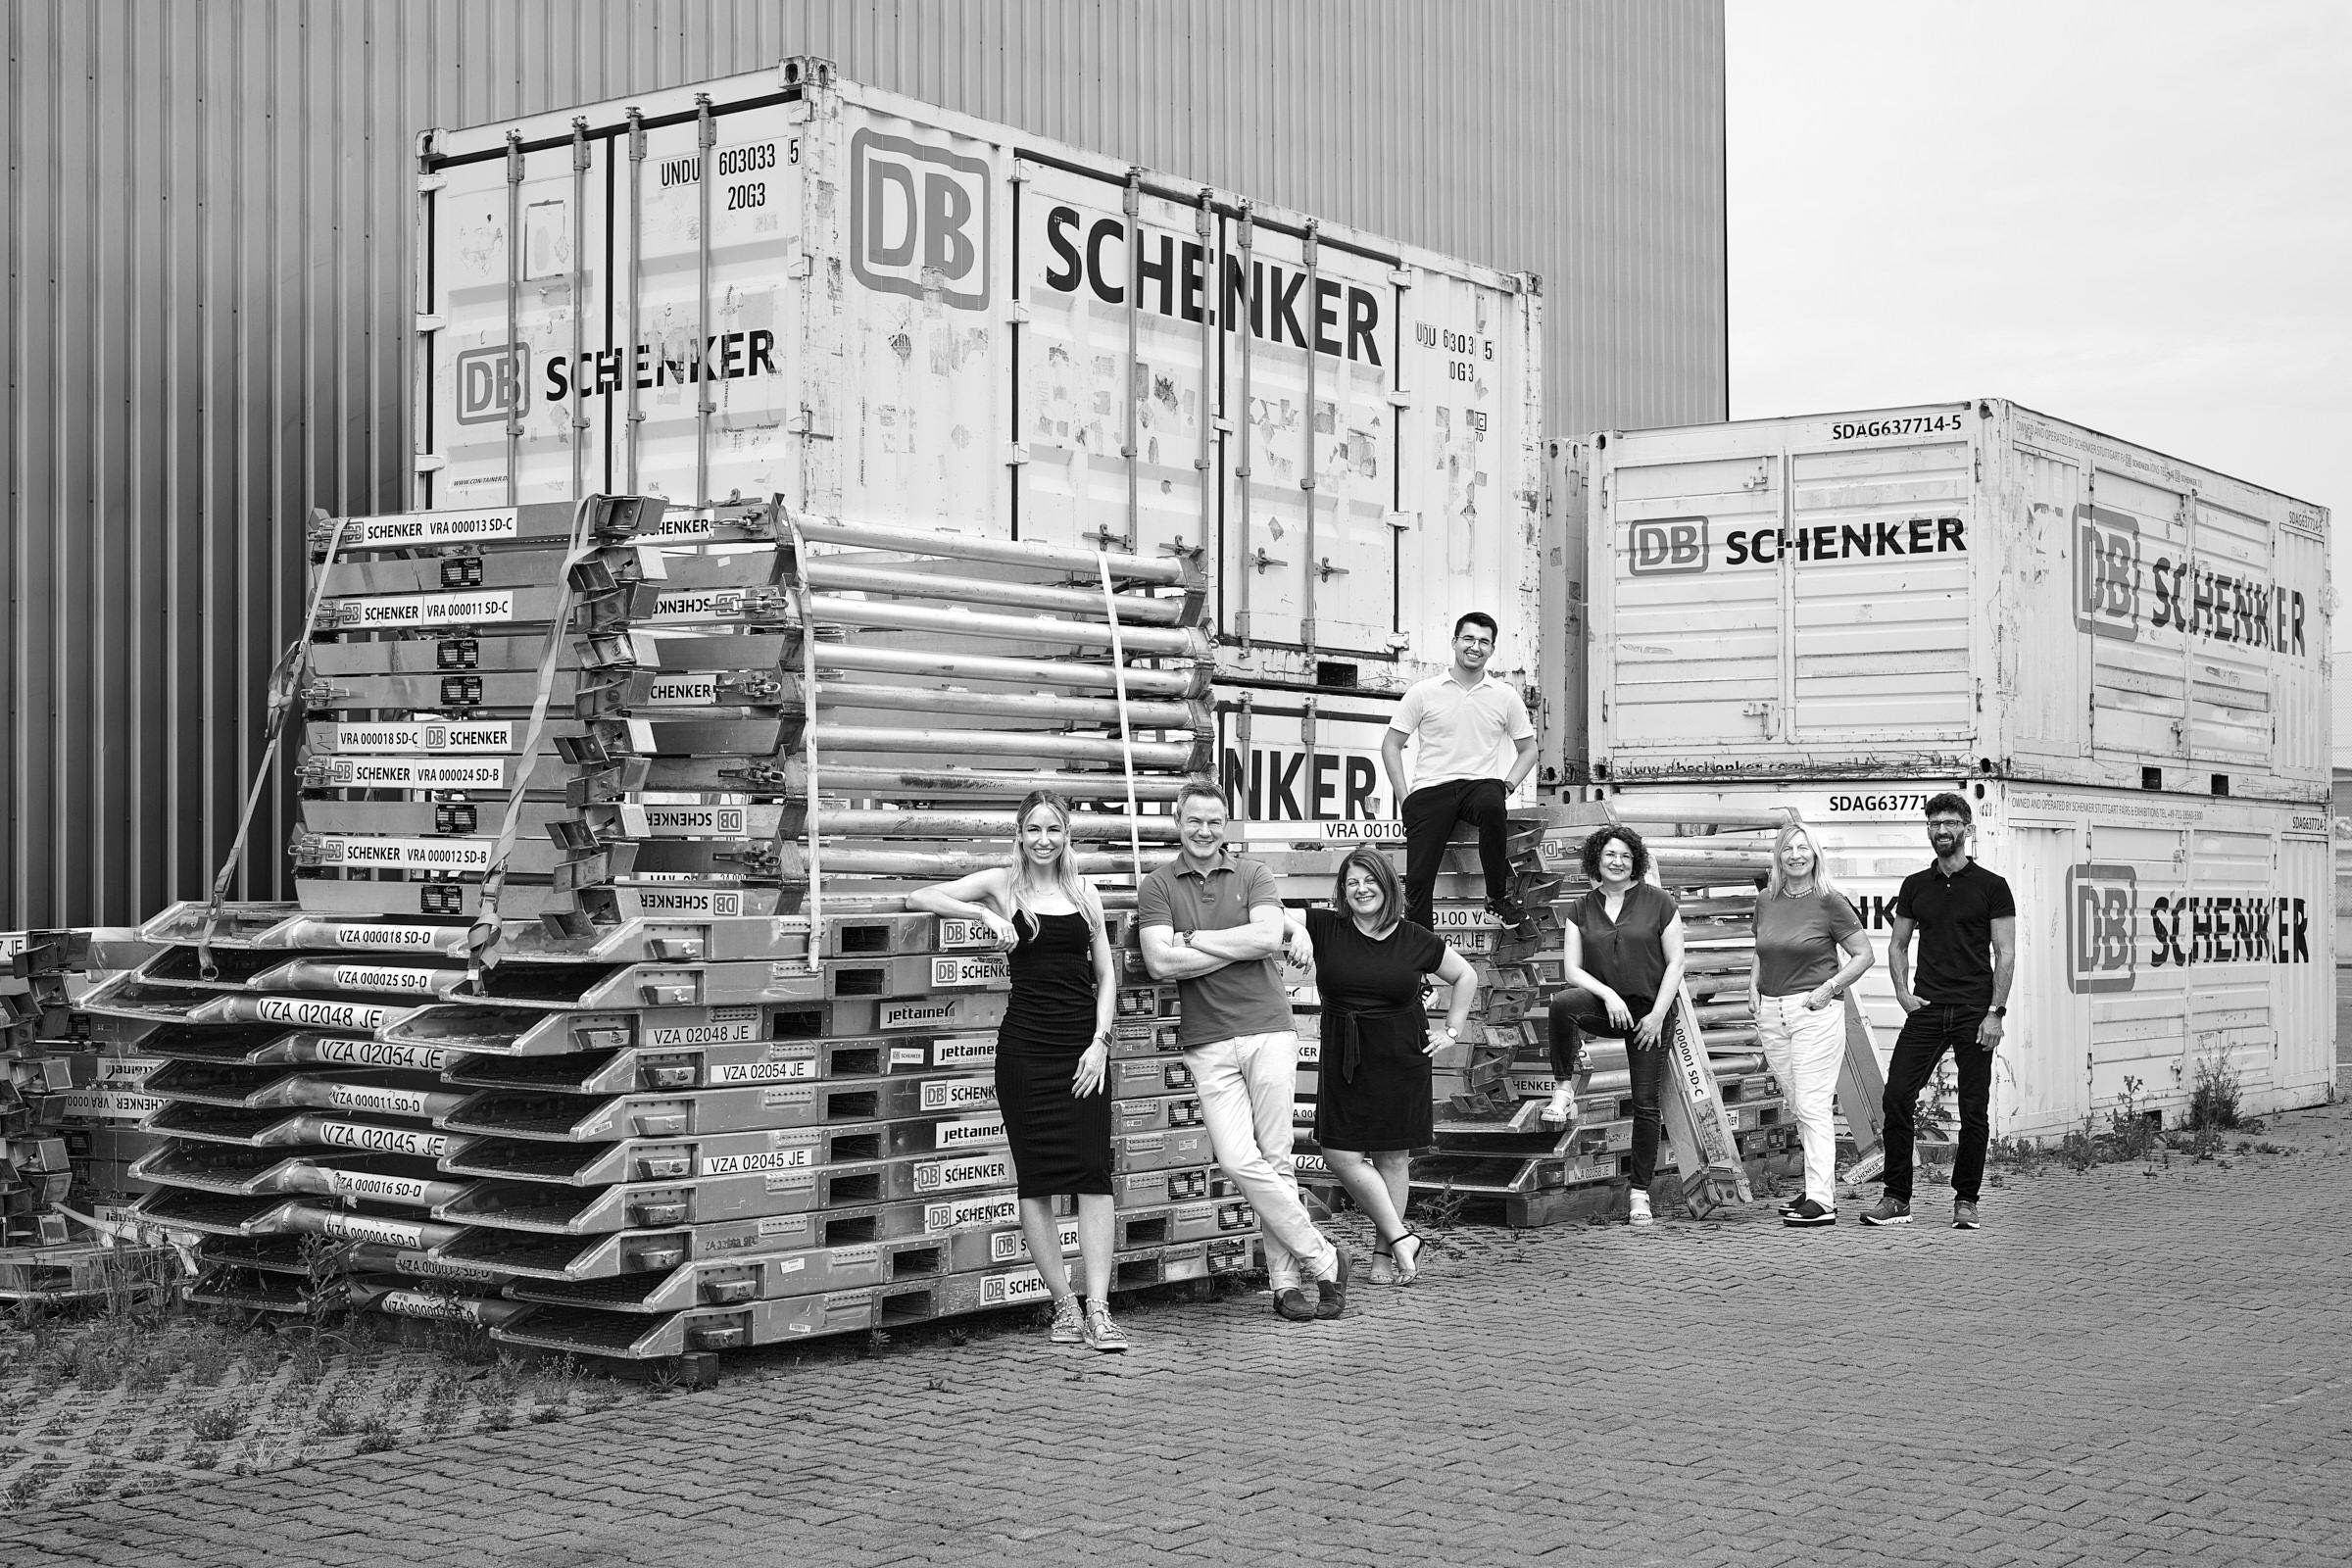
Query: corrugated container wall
2 0 1726 927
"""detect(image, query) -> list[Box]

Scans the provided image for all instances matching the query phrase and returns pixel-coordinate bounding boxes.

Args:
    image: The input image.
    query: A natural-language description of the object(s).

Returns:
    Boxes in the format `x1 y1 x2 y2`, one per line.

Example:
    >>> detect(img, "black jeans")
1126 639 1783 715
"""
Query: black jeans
1401 777 1514 930
1547 988 1672 1188
1881 1003 1993 1204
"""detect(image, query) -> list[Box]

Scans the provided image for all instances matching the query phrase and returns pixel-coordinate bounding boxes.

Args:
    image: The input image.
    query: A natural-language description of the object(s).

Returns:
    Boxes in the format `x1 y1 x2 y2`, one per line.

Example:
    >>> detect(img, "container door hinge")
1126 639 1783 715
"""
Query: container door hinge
787 409 829 439
414 314 447 335
414 453 448 474
1387 268 1413 288
416 172 447 195
786 253 813 280
1009 301 1031 324
1007 443 1030 466
1388 390 1413 409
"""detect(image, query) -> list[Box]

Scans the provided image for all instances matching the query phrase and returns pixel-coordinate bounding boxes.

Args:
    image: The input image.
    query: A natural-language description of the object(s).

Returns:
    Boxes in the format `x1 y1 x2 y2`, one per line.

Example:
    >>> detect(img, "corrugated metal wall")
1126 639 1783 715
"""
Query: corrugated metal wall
2 0 1724 926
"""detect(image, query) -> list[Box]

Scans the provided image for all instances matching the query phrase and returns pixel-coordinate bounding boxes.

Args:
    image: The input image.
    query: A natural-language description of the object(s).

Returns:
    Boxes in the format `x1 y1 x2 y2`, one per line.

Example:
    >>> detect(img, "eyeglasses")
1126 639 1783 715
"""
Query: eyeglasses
1926 818 1968 829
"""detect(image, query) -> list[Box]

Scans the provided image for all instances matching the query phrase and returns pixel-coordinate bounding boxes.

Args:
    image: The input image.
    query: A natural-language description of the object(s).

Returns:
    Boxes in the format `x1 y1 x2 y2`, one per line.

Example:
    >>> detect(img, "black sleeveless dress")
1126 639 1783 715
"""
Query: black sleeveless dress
1307 907 1447 1152
996 909 1113 1199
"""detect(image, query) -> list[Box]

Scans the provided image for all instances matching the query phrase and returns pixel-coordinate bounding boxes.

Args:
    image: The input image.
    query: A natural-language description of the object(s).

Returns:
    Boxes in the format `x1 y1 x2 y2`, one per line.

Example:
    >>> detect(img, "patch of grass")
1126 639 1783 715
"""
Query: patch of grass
188 1402 249 1443
354 1417 399 1454
184 1447 220 1471
2188 1054 2244 1131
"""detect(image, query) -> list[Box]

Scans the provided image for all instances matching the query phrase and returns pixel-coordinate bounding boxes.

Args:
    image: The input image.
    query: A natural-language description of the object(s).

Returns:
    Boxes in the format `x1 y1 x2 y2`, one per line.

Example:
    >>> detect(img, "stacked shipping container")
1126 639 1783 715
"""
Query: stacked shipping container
1585 401 2334 1136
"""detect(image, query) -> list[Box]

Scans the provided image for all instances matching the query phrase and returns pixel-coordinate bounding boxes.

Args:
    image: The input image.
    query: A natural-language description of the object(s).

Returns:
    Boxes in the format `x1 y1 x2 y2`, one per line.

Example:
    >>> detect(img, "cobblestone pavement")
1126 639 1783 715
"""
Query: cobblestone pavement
7 1099 2350 1568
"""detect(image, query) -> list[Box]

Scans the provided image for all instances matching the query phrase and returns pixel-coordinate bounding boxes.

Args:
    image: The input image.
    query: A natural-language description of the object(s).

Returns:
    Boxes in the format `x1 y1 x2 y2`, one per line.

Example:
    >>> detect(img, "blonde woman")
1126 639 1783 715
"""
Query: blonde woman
908 791 1124 1349
1748 821 1874 1228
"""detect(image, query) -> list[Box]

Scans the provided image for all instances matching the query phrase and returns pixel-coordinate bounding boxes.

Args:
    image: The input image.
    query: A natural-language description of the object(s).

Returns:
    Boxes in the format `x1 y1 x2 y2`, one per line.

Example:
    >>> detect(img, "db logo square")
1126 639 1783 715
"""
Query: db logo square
2074 503 2139 640
2066 863 2136 993
1628 517 1708 575
454 344 529 425
850 129 990 310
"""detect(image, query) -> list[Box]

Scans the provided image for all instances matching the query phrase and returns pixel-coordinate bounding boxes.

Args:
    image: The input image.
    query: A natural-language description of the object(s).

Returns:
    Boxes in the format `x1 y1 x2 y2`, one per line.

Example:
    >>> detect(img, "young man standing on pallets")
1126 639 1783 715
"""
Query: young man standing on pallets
1383 612 1539 934
1865 792 2017 1230
1140 782 1352 1323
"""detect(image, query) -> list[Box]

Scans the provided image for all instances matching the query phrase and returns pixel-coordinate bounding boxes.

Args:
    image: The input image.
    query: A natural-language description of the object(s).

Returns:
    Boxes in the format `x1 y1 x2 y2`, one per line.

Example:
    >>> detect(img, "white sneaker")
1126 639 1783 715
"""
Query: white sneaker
1628 1191 1654 1227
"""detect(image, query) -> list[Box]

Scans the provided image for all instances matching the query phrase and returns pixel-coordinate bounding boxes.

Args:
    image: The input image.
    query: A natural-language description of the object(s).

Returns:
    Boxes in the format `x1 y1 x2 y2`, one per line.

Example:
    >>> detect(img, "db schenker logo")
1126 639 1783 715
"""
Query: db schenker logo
2066 862 2135 993
1627 517 1708 575
2074 503 2139 641
453 345 529 425
850 130 989 311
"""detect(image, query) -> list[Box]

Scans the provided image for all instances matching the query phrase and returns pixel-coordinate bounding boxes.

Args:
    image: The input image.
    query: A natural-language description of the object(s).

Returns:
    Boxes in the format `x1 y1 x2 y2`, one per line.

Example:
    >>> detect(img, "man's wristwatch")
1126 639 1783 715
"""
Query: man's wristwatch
1444 1026 1459 1040
1987 1005 2007 1017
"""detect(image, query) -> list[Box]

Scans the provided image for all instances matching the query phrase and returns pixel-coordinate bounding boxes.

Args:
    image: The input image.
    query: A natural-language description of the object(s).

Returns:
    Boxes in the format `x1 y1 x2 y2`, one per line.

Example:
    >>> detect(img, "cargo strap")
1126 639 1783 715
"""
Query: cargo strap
785 510 822 972
197 511 351 979
466 494 599 989
1095 553 1146 882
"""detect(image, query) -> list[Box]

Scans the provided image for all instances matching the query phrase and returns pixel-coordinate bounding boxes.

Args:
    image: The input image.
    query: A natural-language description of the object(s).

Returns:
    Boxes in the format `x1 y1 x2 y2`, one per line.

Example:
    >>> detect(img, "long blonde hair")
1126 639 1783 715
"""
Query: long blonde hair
1764 821 1845 903
1006 790 1105 937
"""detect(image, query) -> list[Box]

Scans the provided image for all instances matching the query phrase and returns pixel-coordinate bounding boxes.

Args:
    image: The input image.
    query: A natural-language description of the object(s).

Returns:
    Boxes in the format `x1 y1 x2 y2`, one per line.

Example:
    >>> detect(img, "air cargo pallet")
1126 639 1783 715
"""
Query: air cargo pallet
0 1239 180 1304
488 1237 1256 1360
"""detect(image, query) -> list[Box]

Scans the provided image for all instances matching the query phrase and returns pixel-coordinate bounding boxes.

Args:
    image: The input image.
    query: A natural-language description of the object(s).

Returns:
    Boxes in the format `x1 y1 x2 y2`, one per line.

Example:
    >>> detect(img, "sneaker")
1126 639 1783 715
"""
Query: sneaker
1627 1190 1654 1227
1486 897 1531 933
1080 1300 1129 1353
1782 1198 1836 1228
1273 1285 1318 1322
1952 1200 1982 1230
1859 1196 1912 1227
1776 1197 1801 1216
1049 1295 1085 1344
1312 1249 1352 1320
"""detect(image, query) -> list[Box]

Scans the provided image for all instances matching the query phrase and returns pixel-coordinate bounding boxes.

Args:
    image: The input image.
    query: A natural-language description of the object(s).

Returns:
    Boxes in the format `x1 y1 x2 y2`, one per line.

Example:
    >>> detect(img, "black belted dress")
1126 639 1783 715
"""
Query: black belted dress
1305 906 1448 1153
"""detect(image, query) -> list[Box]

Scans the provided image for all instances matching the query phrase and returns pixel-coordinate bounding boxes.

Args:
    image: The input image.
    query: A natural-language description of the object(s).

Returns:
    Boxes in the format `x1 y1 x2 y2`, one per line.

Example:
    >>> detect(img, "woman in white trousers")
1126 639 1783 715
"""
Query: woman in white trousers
1748 823 1875 1227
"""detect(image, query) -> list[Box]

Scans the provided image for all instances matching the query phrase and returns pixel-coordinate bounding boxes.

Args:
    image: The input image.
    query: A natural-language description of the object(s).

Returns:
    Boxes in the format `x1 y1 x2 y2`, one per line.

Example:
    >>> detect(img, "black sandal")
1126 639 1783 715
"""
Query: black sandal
1391 1231 1426 1285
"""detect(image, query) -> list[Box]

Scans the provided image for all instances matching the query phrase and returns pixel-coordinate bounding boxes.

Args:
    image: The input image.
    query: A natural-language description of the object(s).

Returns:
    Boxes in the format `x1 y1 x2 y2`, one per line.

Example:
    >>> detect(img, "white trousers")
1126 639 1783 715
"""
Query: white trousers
1187 1030 1335 1290
1755 994 1846 1208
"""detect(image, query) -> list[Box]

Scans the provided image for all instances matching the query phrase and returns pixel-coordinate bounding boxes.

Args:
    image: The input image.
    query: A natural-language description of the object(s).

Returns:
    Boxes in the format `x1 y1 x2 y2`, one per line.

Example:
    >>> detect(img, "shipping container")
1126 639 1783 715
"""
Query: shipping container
413 59 1545 704
1586 401 2331 803
1611 779 2337 1138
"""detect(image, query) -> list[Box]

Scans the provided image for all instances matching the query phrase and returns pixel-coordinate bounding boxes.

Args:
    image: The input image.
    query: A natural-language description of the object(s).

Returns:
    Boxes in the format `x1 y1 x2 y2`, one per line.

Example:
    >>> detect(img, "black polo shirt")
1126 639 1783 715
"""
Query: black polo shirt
1893 858 2016 1007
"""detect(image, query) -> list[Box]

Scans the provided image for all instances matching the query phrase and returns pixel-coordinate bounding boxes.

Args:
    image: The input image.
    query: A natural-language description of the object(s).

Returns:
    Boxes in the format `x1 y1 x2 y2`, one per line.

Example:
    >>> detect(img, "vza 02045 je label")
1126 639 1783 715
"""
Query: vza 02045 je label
318 1123 452 1159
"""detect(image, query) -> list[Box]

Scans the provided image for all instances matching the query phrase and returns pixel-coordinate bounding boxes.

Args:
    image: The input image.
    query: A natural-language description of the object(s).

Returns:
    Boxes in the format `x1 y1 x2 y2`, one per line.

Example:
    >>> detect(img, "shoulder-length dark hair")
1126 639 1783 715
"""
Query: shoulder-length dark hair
1581 825 1652 883
1333 846 1404 930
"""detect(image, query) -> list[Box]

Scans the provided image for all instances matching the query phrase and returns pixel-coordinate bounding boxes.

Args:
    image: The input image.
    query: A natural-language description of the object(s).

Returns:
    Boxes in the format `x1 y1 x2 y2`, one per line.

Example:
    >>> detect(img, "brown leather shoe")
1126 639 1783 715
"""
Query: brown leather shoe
1312 1249 1352 1320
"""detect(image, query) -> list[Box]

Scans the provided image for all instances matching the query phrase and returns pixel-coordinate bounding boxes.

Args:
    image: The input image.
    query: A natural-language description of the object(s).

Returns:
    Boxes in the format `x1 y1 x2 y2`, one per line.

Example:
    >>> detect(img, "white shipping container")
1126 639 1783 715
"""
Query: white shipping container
1587 401 2331 802
1612 780 2336 1139
413 57 1544 700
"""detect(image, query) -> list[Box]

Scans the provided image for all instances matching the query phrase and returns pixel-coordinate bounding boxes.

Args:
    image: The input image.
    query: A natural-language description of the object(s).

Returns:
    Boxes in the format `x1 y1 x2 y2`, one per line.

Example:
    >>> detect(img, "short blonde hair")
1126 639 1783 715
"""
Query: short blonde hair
1764 821 1844 902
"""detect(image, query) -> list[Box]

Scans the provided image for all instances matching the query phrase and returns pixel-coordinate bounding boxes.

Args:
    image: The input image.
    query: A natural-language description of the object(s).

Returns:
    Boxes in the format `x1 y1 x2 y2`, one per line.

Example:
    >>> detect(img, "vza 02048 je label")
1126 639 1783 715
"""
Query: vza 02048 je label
255 998 394 1031
643 1007 760 1048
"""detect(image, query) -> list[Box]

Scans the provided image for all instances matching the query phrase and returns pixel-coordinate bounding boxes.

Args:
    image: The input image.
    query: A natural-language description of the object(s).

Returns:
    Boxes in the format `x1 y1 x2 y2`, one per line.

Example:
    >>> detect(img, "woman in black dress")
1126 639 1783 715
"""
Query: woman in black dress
908 790 1124 1350
1282 847 1475 1285
1541 825 1687 1227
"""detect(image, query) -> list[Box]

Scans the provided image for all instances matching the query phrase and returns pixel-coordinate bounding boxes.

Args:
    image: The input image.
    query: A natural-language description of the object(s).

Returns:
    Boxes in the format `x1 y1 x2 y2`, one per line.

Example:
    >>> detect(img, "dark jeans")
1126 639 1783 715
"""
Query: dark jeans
1547 987 1672 1188
1401 777 1514 930
1881 1003 1993 1204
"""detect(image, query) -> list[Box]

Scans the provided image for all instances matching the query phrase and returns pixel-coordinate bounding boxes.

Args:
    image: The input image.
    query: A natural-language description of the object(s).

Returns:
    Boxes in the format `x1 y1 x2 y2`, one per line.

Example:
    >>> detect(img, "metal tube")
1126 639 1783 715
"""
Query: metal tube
808 808 1179 841
1232 202 1256 642
812 643 1208 701
1121 168 1142 553
784 761 1189 802
695 94 715 508
815 680 1201 730
568 119 590 502
810 724 1197 768
800 559 1187 625
1195 188 1216 561
773 845 1167 880
504 132 523 506
1300 218 1320 655
624 108 645 494
804 596 1209 659
789 513 1189 584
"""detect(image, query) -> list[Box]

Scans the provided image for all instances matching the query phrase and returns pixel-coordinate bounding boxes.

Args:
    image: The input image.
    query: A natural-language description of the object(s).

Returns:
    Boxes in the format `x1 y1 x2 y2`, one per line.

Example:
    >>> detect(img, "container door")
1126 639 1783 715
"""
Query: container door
419 132 613 508
2182 493 2280 779
1012 163 1213 563
1223 223 1400 659
2082 466 2193 770
2006 444 2091 761
2269 512 2330 788
1783 438 1976 745
1595 448 1787 755
2273 827 2334 1105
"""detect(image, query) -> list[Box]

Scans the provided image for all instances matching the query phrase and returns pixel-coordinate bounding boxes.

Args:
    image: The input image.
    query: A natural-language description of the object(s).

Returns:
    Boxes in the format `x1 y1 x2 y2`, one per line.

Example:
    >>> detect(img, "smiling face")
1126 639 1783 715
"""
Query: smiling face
1927 811 1969 859
1019 803 1068 866
1177 793 1229 861
1595 836 1637 885
1452 621 1496 672
1779 833 1817 883
1342 864 1387 923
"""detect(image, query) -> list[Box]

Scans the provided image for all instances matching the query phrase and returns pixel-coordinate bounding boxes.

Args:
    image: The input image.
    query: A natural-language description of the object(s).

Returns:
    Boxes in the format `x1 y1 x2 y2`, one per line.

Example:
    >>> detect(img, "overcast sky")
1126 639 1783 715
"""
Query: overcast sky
1727 0 2351 644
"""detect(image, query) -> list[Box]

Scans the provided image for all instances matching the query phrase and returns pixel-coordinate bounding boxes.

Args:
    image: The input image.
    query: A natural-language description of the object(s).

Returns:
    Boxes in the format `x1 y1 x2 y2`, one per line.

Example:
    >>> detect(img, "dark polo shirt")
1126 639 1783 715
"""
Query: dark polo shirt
1136 850 1293 1047
1894 858 2016 1007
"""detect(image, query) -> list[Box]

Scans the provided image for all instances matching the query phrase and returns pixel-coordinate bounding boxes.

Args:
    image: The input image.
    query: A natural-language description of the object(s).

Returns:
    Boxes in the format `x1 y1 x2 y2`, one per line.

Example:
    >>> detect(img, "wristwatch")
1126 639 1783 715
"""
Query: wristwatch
1988 1005 2007 1016
1444 1026 1459 1040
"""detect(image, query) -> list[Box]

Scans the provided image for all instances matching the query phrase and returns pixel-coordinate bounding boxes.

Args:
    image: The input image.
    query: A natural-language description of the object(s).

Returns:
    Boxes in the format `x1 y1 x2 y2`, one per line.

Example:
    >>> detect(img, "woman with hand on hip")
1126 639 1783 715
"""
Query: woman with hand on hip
1749 821 1874 1227
1282 848 1475 1285
1540 826 1686 1226
907 790 1124 1350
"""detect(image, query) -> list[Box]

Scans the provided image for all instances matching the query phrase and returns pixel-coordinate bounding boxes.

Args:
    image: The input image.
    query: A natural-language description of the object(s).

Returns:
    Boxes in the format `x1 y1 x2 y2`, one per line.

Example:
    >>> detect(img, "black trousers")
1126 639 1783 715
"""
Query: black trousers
1401 777 1514 931
1547 988 1672 1188
1881 1003 1993 1204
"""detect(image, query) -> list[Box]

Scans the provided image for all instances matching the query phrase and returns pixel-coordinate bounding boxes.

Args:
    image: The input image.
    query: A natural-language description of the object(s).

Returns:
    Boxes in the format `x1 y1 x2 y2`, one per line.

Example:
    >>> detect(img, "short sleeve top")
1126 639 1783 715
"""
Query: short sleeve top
1752 888 1865 996
1305 907 1446 1012
1137 851 1293 1047
1893 859 2017 1006
1569 882 1680 1001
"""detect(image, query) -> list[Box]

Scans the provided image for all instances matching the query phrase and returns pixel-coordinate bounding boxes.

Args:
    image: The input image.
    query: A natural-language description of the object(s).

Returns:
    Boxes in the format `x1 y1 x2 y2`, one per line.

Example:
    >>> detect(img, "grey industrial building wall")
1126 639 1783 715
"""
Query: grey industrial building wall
0 0 1725 925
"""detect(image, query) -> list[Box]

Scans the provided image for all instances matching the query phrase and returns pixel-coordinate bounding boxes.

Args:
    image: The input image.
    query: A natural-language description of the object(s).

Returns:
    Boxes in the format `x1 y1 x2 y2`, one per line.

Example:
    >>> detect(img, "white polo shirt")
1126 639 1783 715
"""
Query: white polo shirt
1389 669 1534 791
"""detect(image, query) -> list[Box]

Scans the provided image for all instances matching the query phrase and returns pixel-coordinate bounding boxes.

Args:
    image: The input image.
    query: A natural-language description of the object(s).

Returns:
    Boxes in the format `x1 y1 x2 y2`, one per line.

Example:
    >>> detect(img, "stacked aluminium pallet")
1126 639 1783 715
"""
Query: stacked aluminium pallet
102 499 1256 1358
